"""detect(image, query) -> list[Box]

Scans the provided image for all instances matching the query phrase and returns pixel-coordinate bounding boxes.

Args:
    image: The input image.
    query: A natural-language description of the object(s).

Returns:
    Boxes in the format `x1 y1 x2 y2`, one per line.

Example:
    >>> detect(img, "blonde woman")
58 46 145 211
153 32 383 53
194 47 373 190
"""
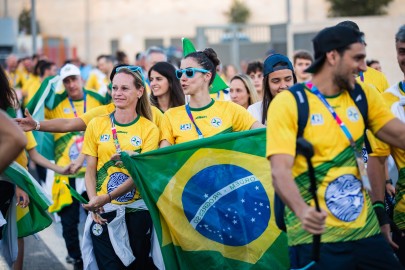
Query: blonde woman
229 74 259 109
82 66 159 269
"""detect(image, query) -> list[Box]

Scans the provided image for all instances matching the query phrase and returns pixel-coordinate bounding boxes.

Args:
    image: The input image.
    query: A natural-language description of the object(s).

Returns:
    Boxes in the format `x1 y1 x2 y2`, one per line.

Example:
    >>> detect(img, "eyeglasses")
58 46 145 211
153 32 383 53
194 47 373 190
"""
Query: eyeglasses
115 65 146 87
175 68 209 79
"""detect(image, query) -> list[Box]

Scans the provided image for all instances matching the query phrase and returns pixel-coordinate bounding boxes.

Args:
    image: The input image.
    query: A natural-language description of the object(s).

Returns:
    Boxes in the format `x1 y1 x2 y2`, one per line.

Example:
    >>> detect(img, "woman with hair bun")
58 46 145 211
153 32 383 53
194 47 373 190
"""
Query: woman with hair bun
160 48 263 147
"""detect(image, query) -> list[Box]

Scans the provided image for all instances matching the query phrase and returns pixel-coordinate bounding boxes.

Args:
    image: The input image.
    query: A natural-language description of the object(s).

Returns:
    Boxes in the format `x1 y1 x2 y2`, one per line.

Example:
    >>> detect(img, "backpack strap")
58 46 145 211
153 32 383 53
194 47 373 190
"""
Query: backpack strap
348 83 368 130
289 83 309 138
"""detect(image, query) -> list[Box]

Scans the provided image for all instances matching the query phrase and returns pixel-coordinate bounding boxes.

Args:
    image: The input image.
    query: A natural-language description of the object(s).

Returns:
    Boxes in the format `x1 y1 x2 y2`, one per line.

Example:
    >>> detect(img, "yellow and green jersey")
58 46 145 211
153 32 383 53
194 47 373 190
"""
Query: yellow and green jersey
45 90 104 177
367 81 405 229
85 72 109 96
161 99 256 145
82 114 159 205
23 76 42 107
80 103 163 129
5 70 25 88
266 85 395 246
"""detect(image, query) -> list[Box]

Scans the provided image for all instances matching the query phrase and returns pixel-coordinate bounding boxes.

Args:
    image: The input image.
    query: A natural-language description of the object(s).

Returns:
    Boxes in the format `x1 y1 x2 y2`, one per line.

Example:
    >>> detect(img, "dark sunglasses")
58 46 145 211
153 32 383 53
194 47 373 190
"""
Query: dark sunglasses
175 68 209 79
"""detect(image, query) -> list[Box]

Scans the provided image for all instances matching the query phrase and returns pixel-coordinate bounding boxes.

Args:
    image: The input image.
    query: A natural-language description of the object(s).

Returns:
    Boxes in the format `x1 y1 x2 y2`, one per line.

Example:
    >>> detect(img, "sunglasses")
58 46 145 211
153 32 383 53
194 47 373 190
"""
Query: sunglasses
175 68 209 79
115 65 146 87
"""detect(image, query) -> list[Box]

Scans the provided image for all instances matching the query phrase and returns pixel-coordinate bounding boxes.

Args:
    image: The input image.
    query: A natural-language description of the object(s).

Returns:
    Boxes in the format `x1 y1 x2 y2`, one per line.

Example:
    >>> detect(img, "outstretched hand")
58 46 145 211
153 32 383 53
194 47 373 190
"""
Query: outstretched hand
15 109 36 132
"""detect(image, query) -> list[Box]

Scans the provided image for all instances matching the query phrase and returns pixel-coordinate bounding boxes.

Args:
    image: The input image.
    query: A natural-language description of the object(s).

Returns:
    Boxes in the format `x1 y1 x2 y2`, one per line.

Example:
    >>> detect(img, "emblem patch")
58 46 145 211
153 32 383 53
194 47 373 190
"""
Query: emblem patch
63 108 71 114
347 107 360 122
130 136 142 147
310 114 324 126
100 134 110 142
180 123 192 131
211 117 222 128
92 223 103 236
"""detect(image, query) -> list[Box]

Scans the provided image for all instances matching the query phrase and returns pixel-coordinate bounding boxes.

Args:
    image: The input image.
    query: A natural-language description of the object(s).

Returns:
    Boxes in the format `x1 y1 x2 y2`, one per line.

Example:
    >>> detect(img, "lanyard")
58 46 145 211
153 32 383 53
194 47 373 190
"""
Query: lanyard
110 113 122 154
307 83 371 191
359 71 364 82
185 104 204 139
68 91 87 118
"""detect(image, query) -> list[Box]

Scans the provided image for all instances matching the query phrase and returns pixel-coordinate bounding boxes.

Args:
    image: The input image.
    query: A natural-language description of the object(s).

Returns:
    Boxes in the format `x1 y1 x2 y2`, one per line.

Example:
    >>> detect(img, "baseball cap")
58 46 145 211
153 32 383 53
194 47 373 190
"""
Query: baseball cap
305 25 365 73
263 54 294 77
60 64 81 81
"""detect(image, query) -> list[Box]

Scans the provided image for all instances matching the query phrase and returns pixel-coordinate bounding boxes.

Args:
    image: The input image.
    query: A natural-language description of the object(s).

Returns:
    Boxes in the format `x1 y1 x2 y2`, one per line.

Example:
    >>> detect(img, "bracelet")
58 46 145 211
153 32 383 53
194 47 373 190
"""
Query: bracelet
34 120 40 131
372 201 385 209
107 193 112 202
386 179 393 185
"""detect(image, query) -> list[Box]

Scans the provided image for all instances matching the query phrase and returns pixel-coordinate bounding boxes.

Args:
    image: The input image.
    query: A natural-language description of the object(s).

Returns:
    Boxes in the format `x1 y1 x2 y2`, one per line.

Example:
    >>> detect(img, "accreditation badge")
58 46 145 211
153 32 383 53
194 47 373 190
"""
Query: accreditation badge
92 223 103 236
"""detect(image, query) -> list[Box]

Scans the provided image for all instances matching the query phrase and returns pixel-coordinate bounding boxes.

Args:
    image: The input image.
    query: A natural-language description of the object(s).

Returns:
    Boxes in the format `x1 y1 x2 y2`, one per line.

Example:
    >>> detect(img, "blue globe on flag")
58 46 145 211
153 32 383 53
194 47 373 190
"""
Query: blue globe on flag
182 164 270 246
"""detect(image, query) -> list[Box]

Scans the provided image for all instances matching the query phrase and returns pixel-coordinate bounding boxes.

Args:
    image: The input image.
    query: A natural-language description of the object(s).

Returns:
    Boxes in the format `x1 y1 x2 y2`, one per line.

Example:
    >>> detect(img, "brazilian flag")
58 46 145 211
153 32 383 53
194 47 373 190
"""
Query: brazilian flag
121 129 289 269
3 162 53 238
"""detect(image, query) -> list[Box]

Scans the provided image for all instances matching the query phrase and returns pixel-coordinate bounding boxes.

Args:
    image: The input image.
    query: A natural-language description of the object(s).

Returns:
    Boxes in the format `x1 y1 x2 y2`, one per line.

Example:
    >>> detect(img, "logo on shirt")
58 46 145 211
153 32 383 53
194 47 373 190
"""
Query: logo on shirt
310 114 324 126
211 117 222 128
100 134 110 142
196 116 207 119
180 123 192 131
92 223 103 236
347 107 360 122
63 108 71 114
130 136 142 147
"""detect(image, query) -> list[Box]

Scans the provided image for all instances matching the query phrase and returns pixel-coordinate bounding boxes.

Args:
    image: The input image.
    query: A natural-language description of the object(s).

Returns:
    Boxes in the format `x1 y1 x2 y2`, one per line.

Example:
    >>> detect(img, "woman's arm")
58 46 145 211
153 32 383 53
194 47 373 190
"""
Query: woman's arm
28 148 70 175
15 109 86 132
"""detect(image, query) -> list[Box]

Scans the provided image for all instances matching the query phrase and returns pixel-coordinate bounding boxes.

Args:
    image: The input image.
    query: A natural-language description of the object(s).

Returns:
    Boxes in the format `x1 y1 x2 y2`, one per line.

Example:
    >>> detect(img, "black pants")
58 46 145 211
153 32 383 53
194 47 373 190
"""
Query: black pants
289 234 403 270
58 178 87 260
91 210 156 270
0 181 14 240
393 229 405 267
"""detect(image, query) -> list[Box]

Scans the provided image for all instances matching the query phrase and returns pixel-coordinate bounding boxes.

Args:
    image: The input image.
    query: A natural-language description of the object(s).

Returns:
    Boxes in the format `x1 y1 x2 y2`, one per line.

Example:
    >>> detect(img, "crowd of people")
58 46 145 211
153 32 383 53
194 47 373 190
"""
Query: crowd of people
0 20 405 270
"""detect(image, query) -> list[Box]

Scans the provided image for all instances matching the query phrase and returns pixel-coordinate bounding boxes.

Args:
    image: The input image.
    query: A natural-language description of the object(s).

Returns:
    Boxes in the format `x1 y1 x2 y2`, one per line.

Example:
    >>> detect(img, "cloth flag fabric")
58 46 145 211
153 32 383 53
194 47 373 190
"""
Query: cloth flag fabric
25 75 60 160
182 38 229 94
3 162 53 238
121 129 289 269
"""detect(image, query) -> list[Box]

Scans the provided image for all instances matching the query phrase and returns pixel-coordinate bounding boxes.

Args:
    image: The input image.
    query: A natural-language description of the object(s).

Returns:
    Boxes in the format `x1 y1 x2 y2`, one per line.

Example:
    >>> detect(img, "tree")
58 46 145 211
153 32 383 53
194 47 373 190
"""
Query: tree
224 0 251 24
326 0 394 17
18 8 40 34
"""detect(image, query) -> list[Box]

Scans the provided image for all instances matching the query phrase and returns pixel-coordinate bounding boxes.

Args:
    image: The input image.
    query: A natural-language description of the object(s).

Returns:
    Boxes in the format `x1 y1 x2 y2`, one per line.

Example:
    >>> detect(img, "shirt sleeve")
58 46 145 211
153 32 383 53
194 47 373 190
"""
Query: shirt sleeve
25 131 37 150
141 124 159 153
364 83 395 135
366 130 390 157
151 106 163 130
230 102 257 131
160 112 175 145
266 91 299 158
82 118 98 157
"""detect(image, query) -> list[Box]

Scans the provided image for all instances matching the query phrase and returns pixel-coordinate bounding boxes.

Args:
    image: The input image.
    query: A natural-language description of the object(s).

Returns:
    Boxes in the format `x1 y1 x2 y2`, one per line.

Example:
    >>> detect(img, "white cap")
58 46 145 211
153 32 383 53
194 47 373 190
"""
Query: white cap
60 64 81 81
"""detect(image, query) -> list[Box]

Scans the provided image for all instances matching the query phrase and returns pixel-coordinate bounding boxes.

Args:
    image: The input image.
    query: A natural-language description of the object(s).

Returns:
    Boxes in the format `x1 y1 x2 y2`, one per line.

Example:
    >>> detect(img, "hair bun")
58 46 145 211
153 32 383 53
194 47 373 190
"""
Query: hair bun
202 48 220 67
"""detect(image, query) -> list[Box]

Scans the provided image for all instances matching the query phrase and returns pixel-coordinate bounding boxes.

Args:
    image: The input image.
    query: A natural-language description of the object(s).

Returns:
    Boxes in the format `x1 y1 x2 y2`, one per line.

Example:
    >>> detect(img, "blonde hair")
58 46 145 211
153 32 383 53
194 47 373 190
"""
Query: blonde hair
230 74 259 106
116 68 153 121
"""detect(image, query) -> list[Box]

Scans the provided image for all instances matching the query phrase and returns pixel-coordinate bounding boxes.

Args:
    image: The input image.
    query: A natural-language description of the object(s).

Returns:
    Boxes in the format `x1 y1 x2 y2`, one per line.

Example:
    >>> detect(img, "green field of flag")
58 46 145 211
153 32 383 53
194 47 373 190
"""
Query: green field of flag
3 162 53 238
122 129 289 269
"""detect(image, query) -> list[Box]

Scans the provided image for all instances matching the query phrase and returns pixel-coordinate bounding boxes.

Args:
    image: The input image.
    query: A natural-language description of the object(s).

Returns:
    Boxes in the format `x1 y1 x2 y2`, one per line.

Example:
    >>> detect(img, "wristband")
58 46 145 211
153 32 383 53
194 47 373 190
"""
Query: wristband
373 201 390 226
107 193 112 202
34 120 40 131
386 179 393 185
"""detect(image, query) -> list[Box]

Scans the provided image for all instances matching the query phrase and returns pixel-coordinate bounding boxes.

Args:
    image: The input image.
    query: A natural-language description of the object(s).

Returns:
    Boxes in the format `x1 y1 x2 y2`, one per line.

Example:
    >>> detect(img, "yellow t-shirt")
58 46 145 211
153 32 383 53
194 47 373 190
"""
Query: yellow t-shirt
356 67 389 93
23 76 42 107
82 114 159 204
85 72 109 95
160 99 256 145
5 70 25 88
79 103 163 129
266 84 395 246
45 90 104 176
367 81 405 229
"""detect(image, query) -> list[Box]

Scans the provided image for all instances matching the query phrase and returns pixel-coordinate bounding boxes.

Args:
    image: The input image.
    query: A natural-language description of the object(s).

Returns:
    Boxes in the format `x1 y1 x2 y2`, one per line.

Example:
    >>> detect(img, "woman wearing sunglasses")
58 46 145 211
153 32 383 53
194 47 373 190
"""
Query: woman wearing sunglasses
160 48 263 147
81 66 159 269
148 62 185 113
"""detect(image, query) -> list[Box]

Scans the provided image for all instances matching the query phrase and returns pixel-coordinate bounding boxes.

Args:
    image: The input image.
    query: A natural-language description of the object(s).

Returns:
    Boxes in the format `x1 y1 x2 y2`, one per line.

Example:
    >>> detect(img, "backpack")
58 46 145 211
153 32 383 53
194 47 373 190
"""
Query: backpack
274 83 368 232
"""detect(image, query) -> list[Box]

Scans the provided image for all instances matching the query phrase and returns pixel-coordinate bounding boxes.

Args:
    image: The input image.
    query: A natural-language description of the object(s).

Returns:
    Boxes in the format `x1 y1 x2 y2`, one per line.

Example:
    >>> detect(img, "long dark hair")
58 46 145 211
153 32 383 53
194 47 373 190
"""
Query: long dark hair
148 62 185 109
0 66 18 111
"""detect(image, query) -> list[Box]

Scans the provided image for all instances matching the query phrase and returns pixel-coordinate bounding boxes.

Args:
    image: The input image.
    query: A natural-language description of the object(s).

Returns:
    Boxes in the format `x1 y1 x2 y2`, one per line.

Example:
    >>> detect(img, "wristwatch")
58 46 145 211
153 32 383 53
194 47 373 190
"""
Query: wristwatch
34 120 40 131
386 179 393 185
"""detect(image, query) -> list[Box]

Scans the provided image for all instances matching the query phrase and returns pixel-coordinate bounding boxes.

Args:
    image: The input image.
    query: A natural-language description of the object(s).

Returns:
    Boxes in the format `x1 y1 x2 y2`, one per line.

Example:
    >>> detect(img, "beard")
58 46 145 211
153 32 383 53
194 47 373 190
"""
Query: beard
334 73 355 91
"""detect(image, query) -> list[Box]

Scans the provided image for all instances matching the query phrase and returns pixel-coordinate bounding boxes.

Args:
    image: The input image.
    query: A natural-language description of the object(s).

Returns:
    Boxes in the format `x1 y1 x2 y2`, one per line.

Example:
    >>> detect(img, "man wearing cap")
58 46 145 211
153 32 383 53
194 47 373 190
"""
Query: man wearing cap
247 54 296 124
267 25 405 268
46 63 105 270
